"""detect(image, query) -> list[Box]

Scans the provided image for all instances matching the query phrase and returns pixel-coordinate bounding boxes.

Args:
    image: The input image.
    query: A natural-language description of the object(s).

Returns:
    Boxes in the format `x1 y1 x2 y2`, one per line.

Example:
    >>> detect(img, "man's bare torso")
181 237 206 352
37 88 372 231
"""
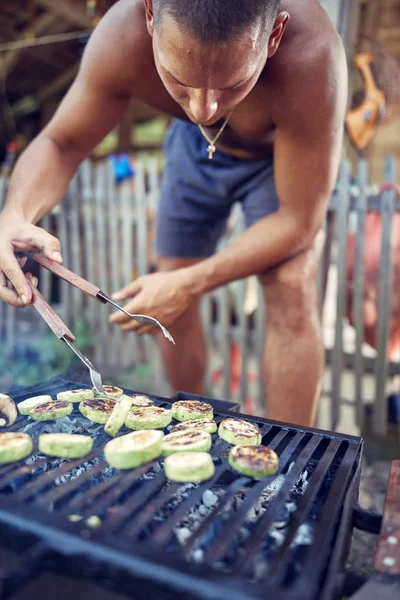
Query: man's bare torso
91 0 340 159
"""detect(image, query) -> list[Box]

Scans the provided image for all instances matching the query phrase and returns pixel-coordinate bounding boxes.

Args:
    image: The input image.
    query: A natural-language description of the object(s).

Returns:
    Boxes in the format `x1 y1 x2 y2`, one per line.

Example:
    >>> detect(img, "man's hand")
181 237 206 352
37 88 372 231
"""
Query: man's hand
109 269 198 335
0 210 62 307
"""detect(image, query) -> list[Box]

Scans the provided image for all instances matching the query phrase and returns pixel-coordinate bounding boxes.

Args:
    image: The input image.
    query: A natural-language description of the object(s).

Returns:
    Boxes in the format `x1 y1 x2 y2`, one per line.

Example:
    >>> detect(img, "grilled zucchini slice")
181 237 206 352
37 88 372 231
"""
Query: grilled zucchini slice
0 432 33 464
228 445 279 479
171 400 213 422
162 430 212 456
104 430 163 469
57 389 94 403
171 419 217 435
39 433 94 459
93 385 123 399
164 452 215 483
18 395 52 416
125 406 172 430
30 400 73 421
129 394 155 409
104 395 133 437
79 398 116 424
218 418 262 446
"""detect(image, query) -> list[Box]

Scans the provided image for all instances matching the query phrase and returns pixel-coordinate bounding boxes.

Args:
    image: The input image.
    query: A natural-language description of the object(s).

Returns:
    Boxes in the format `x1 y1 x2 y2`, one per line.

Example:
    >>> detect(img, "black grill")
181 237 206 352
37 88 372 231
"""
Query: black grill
0 377 364 600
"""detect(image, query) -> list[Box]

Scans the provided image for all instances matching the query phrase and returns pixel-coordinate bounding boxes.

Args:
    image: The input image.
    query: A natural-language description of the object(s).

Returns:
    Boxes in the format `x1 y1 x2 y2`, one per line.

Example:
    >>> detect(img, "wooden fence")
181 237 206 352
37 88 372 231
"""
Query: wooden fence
0 156 399 435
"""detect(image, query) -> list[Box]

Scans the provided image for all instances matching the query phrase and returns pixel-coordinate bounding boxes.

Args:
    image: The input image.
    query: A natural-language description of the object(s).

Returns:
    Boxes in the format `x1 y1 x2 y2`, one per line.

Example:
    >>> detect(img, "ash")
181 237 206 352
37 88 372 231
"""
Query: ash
170 463 313 580
22 415 105 440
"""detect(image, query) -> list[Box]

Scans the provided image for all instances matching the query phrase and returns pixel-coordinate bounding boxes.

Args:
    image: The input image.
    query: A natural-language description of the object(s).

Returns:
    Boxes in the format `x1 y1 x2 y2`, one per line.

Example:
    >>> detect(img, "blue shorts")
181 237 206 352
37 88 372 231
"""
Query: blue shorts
156 119 279 258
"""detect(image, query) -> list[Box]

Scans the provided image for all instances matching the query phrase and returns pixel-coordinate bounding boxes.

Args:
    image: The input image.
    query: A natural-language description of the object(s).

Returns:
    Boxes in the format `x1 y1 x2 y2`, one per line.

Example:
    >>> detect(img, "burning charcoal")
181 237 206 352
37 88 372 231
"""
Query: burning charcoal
199 505 209 517
292 523 313 546
191 549 204 563
174 527 192 544
202 490 218 508
285 501 296 513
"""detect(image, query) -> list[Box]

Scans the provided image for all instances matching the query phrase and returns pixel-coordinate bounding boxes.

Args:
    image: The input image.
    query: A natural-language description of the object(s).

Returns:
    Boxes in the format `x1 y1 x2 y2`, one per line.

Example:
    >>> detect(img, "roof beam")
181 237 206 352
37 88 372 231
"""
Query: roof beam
35 0 93 29
0 12 58 77
11 62 80 117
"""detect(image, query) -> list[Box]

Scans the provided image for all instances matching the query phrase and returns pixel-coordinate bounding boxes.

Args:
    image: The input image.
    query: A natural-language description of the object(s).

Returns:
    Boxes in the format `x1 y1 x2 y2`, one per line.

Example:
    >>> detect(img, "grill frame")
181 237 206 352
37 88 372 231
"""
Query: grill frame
0 377 364 600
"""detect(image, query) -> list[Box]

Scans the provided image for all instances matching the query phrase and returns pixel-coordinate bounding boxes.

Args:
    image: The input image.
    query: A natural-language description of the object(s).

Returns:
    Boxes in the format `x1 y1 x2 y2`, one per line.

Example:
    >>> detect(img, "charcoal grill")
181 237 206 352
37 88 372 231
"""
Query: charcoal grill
0 376 392 600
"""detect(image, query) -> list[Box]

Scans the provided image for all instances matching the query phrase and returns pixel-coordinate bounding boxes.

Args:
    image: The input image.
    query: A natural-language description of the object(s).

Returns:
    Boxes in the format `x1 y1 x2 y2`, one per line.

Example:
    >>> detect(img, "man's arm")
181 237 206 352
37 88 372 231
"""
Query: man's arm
186 35 348 295
0 3 136 305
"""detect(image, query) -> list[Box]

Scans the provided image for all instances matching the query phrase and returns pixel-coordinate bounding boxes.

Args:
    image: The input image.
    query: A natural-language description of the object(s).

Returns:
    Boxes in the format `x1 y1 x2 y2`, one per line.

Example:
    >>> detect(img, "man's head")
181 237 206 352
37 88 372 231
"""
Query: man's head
145 0 289 125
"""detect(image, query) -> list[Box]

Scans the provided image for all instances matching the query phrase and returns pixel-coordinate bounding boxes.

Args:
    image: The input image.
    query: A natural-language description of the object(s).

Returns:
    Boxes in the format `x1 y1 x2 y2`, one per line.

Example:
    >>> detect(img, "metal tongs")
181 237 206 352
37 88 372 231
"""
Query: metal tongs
30 252 174 344
25 252 175 394
27 279 108 395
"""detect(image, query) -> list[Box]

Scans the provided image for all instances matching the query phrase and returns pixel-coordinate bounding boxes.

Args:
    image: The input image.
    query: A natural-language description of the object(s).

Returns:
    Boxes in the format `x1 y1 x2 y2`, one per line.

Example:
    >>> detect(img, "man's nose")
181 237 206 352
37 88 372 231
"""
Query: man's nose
188 90 218 124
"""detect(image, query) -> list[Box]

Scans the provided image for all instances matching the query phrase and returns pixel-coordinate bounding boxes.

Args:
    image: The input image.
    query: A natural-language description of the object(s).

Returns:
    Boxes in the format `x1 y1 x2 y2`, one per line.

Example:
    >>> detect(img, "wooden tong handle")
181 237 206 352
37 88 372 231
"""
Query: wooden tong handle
31 252 101 299
29 281 76 342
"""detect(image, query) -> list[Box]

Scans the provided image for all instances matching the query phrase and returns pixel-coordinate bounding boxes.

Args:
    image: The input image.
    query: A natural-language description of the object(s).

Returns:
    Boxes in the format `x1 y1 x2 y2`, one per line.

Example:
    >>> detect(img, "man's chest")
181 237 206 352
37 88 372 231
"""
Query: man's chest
130 65 277 155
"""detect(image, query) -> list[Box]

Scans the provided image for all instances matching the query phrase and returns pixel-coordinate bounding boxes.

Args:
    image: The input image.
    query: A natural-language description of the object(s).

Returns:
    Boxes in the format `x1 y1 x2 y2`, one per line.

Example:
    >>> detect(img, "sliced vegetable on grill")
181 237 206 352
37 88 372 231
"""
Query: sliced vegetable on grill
171 419 217 435
57 389 94 403
39 433 94 459
129 394 155 409
18 395 52 416
164 451 215 483
0 394 17 427
162 430 212 456
218 418 262 446
228 445 279 479
30 400 73 421
104 430 164 469
93 385 123 399
79 398 116 424
0 432 33 464
171 400 213 422
125 406 172 430
104 395 133 437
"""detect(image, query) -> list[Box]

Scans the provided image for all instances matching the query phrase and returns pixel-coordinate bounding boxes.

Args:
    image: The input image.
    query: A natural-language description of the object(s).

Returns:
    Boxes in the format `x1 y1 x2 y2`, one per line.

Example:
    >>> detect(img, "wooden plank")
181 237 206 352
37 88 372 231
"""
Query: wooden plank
255 281 266 417
135 160 153 367
68 173 82 319
0 176 7 344
57 192 72 325
374 460 400 575
79 161 97 333
331 161 351 430
201 293 213 394
94 162 109 365
120 178 138 367
373 157 396 436
106 161 123 367
353 159 368 428
220 283 231 401
0 176 15 352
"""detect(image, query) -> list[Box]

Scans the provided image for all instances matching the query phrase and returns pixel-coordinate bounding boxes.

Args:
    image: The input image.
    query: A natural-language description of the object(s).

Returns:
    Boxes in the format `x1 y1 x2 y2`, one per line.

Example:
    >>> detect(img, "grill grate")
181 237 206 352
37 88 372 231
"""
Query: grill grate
0 377 363 600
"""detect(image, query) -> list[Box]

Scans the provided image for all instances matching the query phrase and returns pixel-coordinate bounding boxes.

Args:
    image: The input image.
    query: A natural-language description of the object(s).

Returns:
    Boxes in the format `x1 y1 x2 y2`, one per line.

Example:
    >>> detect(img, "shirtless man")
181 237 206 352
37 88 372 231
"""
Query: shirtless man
0 0 347 426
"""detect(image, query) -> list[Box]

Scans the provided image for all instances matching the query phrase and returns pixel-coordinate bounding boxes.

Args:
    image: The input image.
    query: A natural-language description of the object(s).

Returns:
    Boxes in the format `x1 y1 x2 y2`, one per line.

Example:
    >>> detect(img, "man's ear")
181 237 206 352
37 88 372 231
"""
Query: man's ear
144 0 154 36
268 11 290 58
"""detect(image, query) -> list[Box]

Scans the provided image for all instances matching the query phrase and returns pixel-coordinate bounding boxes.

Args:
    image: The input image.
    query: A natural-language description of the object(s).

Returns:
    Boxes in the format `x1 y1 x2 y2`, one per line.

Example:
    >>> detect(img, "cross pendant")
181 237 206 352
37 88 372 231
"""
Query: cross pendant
207 143 216 160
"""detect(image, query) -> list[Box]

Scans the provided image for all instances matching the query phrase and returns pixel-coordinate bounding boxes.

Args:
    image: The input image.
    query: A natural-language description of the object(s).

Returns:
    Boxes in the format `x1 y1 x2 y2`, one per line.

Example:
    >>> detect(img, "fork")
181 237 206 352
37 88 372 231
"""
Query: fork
30 253 175 344
28 280 108 396
101 295 175 344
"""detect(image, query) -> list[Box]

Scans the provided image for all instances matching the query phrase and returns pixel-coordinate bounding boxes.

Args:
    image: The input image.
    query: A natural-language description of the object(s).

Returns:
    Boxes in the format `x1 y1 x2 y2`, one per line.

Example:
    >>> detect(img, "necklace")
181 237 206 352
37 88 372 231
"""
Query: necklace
198 111 233 159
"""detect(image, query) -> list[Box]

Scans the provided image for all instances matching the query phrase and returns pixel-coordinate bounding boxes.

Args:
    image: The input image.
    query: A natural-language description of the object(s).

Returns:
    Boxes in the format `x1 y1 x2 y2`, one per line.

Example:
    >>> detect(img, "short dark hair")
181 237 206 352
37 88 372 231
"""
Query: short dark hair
152 0 281 44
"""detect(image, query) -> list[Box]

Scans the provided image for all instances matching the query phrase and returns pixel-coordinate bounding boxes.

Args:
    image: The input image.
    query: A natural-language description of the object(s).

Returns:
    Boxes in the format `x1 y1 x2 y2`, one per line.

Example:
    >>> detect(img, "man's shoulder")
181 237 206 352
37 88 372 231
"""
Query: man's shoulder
80 0 152 95
269 2 347 125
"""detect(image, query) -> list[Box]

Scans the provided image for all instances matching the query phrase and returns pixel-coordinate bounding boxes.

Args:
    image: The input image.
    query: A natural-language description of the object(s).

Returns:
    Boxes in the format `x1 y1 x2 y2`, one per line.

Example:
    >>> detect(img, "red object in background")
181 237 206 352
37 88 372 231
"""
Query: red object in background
212 343 258 415
347 207 400 358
